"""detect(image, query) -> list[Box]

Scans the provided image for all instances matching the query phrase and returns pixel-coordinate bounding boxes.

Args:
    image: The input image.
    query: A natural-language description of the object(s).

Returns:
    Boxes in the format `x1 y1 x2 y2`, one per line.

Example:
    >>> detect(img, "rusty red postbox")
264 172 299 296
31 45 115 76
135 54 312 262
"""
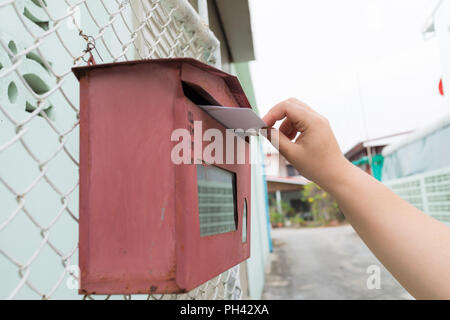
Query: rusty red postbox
72 58 251 295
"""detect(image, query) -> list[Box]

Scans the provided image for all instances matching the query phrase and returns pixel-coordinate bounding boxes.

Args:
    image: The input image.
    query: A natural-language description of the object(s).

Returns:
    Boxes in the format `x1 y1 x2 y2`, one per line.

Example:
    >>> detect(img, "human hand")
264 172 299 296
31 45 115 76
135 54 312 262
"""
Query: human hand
262 98 350 188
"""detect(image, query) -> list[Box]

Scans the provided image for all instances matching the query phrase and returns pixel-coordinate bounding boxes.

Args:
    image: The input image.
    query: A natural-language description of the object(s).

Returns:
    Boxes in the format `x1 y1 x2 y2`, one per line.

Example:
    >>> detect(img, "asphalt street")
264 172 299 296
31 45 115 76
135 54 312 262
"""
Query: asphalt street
262 225 414 300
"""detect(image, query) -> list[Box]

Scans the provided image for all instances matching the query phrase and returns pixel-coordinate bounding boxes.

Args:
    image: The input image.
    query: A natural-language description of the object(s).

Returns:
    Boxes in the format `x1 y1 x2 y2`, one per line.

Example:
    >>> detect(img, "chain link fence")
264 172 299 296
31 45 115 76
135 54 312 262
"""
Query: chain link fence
0 0 241 300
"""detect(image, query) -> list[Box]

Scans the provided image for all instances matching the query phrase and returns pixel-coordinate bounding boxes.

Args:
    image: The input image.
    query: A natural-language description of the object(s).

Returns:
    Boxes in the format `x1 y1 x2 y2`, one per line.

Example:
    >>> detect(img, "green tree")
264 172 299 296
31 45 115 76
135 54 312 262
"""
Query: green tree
301 183 344 224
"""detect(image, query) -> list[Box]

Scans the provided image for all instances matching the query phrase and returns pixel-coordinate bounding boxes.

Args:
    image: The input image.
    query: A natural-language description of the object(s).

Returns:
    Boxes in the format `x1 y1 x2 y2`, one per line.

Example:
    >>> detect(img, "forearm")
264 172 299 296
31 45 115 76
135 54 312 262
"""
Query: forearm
322 158 450 299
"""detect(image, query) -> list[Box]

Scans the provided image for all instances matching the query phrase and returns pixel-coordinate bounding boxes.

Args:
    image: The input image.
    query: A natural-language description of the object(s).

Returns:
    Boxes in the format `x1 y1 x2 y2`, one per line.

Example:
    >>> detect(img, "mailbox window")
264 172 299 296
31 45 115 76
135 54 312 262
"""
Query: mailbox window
197 165 237 236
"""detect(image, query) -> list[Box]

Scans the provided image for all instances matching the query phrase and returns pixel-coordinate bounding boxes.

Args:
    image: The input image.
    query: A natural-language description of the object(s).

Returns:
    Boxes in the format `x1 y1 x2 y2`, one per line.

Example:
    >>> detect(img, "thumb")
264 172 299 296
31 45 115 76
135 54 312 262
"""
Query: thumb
263 128 299 160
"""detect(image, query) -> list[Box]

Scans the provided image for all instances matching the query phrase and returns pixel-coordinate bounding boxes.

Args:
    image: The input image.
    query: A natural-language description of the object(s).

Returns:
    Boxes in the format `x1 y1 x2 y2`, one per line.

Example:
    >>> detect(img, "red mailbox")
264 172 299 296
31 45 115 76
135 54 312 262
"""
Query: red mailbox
72 58 251 295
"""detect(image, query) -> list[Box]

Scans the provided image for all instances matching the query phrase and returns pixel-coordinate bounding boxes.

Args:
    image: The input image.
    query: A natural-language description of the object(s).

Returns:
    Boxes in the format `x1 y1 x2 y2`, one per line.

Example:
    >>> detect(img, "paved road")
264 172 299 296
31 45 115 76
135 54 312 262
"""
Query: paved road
262 225 413 300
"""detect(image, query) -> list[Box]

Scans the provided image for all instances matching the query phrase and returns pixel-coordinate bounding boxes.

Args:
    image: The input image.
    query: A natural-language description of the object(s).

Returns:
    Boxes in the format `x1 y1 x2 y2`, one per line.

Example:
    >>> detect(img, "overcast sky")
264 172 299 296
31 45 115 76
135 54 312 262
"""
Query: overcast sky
249 0 449 153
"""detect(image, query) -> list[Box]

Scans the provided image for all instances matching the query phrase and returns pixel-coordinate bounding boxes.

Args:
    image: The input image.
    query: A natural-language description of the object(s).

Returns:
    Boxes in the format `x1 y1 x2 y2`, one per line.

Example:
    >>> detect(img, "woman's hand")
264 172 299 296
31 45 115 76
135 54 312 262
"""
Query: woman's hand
262 98 350 189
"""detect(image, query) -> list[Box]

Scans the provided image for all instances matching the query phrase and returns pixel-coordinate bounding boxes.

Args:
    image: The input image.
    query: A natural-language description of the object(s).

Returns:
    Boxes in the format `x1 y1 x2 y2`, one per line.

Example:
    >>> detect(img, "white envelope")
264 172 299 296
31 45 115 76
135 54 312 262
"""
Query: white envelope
198 105 267 134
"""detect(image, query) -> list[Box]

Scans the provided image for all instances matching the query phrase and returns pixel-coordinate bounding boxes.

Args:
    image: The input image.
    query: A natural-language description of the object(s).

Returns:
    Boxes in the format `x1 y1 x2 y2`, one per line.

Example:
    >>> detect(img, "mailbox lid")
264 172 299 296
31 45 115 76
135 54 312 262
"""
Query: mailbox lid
72 58 252 110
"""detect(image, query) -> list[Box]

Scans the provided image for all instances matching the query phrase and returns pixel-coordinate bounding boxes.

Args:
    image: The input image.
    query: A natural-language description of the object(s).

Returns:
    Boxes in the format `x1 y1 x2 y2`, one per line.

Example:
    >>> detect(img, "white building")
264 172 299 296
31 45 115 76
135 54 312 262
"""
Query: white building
382 1 450 225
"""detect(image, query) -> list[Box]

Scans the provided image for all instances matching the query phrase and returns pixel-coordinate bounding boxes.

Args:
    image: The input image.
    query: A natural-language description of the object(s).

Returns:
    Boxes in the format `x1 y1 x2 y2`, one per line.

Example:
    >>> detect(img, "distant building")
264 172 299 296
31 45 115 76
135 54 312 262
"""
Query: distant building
379 1 450 226
264 145 310 220
344 131 412 180
382 113 450 224
264 149 300 178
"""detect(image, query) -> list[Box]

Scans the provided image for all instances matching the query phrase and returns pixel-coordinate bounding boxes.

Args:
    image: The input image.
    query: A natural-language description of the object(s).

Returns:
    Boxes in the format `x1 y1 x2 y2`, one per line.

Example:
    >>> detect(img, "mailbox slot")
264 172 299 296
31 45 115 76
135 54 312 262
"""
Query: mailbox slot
182 81 221 106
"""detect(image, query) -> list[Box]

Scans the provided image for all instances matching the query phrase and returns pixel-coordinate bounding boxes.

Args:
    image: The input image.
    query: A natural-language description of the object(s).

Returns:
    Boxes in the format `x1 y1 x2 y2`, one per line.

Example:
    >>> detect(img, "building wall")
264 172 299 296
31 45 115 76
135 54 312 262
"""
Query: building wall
265 151 289 177
231 62 271 300
207 0 232 72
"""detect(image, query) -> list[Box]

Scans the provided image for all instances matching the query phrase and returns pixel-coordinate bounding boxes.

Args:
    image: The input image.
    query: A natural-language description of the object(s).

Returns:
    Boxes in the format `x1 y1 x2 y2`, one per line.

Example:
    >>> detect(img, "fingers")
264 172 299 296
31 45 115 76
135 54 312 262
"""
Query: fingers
264 128 301 160
261 100 293 127
262 98 312 130
289 98 314 112
262 98 316 159
279 118 297 140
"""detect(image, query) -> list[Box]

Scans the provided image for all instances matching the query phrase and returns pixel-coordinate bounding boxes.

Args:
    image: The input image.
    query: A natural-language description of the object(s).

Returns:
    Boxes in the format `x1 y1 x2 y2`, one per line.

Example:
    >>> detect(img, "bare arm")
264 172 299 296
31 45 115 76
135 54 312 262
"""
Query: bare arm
263 98 450 299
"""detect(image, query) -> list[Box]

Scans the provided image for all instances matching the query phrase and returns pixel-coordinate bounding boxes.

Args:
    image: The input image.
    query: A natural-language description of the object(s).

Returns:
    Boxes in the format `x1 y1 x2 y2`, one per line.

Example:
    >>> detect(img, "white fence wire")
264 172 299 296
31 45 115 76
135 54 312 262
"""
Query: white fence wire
0 0 241 300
